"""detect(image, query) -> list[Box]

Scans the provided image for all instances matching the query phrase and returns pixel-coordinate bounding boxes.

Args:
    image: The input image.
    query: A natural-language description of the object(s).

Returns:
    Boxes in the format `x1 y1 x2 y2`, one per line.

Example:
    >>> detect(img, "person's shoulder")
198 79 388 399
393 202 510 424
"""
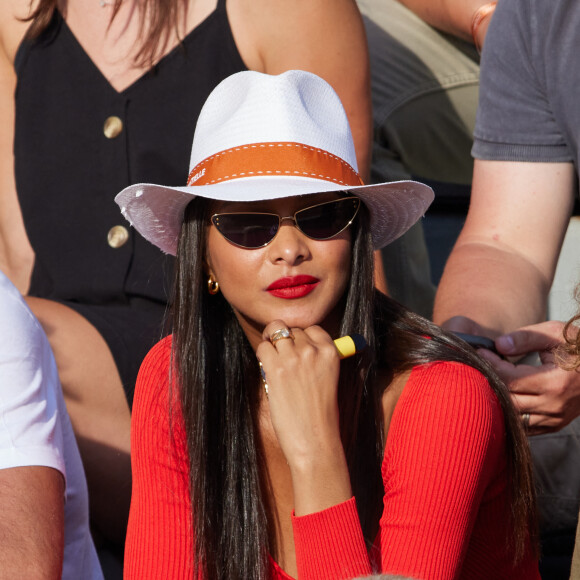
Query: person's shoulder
403 361 502 418
409 360 487 384
145 334 173 361
232 0 356 18
408 360 492 391
0 0 35 63
138 335 173 383
133 335 174 412
387 361 505 463
230 0 364 57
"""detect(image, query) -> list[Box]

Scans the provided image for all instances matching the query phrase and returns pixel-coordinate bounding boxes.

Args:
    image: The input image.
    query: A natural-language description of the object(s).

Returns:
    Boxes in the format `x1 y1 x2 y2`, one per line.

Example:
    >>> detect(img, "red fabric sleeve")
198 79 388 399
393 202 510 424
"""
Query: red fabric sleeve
124 336 195 579
379 361 504 579
292 497 372 579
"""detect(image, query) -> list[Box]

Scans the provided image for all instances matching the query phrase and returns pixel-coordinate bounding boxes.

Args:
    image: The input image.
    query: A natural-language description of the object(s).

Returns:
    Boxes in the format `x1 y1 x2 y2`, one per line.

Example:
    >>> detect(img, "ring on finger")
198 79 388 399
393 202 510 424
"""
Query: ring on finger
521 412 530 429
270 327 294 345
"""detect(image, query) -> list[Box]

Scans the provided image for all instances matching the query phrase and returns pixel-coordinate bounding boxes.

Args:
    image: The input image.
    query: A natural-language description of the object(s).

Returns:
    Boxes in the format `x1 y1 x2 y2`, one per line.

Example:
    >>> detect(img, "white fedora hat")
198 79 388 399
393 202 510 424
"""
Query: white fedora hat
115 70 433 255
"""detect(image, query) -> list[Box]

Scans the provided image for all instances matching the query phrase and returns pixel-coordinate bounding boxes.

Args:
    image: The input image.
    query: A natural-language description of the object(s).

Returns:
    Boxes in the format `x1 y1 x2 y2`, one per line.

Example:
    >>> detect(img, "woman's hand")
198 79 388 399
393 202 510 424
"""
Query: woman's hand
257 320 352 515
258 320 342 465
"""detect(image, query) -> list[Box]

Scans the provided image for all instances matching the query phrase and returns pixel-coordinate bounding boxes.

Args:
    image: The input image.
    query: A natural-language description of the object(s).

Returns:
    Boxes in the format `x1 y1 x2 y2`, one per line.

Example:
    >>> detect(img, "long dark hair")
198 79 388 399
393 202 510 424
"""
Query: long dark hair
24 0 187 67
172 196 537 579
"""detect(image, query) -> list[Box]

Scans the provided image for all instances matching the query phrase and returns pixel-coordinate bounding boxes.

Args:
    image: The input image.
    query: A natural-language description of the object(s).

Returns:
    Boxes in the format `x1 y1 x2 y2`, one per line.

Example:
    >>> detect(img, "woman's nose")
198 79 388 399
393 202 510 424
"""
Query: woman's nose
267 219 311 265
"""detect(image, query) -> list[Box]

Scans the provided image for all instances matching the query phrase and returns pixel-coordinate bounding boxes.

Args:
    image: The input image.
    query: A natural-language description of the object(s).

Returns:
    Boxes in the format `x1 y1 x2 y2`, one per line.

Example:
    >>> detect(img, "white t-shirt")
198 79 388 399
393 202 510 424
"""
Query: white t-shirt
0 271 103 579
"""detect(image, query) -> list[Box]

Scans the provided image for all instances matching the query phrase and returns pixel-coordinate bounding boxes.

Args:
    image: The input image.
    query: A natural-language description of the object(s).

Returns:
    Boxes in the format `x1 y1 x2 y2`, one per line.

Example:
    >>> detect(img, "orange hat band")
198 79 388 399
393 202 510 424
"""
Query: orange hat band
187 142 363 188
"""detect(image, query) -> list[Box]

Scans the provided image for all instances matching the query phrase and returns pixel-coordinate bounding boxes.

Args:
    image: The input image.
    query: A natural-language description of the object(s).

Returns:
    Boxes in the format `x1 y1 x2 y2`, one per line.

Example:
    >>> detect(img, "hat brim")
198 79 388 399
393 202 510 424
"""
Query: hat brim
115 176 434 255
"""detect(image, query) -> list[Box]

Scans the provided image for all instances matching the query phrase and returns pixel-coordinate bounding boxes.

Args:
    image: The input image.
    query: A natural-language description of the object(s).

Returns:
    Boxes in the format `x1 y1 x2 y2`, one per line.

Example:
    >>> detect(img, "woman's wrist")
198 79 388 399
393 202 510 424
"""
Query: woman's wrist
289 444 352 517
286 435 346 476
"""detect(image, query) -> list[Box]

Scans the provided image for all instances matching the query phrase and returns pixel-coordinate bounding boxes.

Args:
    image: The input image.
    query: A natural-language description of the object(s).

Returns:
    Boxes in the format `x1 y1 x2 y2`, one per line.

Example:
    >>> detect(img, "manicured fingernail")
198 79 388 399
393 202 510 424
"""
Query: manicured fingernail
497 335 515 353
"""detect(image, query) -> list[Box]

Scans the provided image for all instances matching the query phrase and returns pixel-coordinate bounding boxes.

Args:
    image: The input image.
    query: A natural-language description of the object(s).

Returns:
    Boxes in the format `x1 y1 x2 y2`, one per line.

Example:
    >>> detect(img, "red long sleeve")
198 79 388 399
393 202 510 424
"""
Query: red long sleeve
292 497 372 579
126 340 539 579
125 336 195 580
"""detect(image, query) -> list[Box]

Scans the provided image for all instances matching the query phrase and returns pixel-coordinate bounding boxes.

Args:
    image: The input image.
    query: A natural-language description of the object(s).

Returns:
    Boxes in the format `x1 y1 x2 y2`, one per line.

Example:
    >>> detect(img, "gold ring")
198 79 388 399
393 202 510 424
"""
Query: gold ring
522 412 530 429
270 327 294 345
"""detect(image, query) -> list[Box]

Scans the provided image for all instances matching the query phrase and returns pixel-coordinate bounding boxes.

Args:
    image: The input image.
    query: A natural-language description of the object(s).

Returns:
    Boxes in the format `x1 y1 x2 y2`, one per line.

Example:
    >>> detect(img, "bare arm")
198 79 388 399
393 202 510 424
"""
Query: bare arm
0 466 64 579
397 0 495 45
230 0 372 180
434 159 576 336
435 160 579 433
0 2 35 292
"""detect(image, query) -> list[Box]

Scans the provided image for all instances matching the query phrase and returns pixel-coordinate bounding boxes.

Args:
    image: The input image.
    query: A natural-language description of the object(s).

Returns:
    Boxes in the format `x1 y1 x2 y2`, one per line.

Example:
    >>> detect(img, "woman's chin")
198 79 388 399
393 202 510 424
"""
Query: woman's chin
237 310 330 336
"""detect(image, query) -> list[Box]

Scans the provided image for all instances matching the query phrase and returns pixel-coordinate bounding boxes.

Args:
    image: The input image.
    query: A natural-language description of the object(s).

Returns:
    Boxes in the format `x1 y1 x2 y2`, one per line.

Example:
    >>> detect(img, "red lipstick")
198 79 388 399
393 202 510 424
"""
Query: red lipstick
266 275 320 299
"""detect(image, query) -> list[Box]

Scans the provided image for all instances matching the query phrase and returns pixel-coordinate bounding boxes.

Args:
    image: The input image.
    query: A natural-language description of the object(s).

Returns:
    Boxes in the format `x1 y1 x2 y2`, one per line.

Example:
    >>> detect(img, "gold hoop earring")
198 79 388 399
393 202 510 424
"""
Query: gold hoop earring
207 275 220 295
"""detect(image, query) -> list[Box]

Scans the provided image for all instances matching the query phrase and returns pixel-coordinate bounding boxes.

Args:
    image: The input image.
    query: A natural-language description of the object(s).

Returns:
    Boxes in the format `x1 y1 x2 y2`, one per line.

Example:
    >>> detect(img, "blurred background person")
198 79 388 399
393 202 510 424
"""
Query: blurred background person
0 269 102 579
433 0 580 576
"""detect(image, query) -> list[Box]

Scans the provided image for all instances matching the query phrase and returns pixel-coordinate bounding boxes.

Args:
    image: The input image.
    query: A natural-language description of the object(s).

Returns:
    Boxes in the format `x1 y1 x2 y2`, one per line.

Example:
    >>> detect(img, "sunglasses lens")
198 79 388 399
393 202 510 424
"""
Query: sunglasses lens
296 198 360 239
212 213 279 248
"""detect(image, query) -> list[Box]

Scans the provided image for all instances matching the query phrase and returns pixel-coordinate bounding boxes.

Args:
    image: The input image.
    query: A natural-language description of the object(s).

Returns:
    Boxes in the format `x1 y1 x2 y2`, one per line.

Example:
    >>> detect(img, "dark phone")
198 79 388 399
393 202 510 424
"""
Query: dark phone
451 331 499 354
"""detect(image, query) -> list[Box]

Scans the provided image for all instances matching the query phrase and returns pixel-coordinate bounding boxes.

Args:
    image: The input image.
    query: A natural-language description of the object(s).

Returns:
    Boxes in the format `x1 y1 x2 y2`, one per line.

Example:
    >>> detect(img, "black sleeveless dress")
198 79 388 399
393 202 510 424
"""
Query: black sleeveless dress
14 0 246 406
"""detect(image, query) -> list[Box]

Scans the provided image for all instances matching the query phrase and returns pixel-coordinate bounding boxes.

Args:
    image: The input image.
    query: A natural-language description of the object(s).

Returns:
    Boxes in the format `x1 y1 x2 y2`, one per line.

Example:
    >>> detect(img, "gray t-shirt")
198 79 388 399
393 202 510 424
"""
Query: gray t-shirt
472 0 579 176
472 0 580 559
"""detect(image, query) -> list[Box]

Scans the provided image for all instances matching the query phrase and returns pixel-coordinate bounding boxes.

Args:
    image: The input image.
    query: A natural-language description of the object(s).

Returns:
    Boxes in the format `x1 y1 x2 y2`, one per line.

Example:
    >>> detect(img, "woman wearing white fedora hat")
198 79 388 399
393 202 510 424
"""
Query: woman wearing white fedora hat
118 70 539 579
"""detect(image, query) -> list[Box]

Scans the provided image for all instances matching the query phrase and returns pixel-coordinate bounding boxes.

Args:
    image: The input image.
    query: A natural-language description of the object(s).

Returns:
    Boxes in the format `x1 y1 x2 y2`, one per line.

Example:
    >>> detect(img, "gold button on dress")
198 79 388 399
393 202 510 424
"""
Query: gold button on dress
107 225 129 248
103 116 123 139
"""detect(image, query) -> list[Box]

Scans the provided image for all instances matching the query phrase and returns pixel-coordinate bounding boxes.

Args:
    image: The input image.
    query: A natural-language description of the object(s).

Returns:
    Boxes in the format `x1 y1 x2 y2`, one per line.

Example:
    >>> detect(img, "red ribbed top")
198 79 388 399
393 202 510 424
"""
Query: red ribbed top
125 336 540 579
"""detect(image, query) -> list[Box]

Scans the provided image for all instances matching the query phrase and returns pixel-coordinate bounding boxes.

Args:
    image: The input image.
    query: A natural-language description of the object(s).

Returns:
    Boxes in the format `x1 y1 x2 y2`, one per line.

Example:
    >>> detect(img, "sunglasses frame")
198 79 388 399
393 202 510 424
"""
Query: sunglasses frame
210 197 361 249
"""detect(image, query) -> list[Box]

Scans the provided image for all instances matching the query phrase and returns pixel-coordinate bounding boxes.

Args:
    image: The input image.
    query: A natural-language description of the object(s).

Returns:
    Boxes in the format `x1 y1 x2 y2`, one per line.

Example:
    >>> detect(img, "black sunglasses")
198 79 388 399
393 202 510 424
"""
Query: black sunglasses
211 197 360 249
